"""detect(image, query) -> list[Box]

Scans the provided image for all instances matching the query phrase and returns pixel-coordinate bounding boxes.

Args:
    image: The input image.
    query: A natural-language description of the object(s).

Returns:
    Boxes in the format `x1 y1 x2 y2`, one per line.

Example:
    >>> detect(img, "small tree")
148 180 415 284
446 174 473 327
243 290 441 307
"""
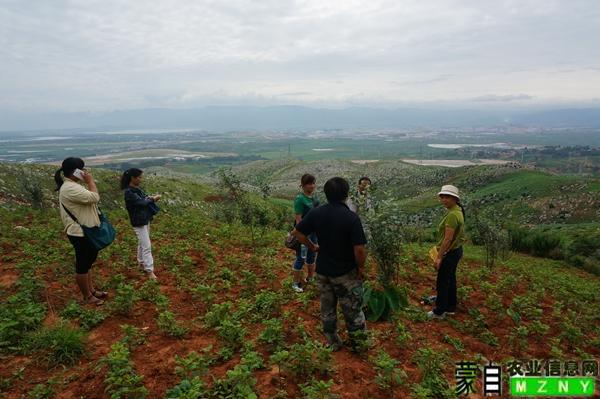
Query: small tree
216 168 276 245
22 178 44 209
365 199 404 287
362 195 409 322
468 203 510 267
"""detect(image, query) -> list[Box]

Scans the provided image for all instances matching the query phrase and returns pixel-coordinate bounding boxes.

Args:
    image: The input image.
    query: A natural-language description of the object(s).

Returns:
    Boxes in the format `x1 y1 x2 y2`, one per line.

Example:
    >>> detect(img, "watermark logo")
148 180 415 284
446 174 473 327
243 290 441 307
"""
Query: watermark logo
454 359 598 397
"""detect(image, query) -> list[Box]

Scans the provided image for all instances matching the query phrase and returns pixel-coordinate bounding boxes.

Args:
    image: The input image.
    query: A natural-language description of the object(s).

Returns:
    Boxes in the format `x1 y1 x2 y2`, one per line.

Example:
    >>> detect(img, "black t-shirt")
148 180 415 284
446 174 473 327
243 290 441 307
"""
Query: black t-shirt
295 202 367 277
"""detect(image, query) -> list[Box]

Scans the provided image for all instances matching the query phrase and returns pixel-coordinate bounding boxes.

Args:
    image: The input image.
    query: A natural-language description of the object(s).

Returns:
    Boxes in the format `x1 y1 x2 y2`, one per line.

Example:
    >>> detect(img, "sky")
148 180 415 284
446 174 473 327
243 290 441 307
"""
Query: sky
1 0 600 113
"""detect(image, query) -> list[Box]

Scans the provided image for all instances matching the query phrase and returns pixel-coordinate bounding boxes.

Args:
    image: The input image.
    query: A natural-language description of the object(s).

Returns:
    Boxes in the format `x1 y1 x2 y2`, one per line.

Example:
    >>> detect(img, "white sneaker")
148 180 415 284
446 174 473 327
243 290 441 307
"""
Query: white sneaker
427 310 445 319
292 283 304 293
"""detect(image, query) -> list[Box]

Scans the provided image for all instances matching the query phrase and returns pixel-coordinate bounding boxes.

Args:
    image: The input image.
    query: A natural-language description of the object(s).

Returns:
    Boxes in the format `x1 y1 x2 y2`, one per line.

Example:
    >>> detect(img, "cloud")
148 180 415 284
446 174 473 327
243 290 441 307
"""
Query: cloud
0 0 599 113
470 94 534 102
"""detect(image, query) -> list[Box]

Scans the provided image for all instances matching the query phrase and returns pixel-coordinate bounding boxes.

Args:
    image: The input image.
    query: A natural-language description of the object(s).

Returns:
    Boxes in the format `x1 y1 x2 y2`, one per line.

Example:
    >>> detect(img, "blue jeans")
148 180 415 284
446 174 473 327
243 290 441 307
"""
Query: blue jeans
293 233 317 271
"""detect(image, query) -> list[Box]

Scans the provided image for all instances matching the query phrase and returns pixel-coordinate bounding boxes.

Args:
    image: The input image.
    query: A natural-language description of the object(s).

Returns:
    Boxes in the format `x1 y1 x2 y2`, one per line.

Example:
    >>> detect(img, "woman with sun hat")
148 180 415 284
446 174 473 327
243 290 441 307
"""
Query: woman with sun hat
428 184 466 319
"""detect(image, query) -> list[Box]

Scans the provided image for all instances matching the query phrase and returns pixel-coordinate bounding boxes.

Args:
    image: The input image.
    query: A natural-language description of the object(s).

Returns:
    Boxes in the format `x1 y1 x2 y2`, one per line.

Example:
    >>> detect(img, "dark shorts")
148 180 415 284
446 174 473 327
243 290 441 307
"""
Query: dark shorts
67 235 99 274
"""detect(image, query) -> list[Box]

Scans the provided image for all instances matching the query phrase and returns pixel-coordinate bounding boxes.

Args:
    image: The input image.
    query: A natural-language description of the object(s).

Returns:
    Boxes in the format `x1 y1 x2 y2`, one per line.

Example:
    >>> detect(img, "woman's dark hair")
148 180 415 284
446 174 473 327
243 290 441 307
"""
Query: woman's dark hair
456 199 466 219
358 176 371 185
120 168 143 190
324 177 349 203
300 173 316 187
54 157 84 191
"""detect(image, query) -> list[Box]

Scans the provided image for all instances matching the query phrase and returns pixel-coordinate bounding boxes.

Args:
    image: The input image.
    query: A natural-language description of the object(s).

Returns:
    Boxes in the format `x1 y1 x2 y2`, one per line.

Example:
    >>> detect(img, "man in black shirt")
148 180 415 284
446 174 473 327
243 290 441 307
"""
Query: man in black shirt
293 177 368 351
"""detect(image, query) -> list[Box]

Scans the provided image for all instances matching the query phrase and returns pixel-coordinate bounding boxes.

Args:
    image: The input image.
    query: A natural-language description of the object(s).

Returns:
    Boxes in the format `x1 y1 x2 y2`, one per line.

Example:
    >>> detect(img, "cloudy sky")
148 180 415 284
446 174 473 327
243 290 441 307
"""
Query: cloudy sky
1 0 599 113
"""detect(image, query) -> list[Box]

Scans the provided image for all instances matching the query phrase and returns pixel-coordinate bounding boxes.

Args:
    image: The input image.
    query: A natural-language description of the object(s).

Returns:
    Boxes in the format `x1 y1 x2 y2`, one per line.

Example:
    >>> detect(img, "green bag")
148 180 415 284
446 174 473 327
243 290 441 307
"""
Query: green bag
61 203 116 251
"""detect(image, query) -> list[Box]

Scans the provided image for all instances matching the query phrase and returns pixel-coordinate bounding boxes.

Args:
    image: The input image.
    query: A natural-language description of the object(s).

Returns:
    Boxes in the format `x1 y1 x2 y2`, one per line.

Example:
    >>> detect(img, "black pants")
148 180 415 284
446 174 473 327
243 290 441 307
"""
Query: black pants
68 235 99 274
434 247 463 315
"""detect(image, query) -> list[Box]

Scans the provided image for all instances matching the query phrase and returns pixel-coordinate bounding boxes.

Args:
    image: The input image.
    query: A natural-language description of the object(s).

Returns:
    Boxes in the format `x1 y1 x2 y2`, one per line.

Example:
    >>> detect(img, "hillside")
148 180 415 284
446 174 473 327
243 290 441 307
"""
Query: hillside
1 162 600 398
210 158 600 225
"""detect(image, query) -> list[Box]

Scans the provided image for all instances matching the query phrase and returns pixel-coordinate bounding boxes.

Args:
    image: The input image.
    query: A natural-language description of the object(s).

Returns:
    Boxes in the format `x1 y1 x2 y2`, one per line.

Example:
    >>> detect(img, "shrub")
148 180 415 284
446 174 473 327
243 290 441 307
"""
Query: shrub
530 232 562 257
24 322 86 366
395 320 412 348
165 377 206 399
240 350 264 371
174 348 213 379
210 363 257 399
98 341 147 399
216 168 279 245
364 199 404 287
60 301 82 319
567 231 600 258
22 179 44 209
190 283 215 303
411 348 454 399
157 311 188 337
299 379 339 399
250 290 282 321
110 283 137 316
372 349 406 389
509 226 564 259
204 302 233 328
78 309 107 330
0 293 46 350
138 279 161 302
258 318 285 351
508 225 531 252
120 324 146 349
468 207 510 267
27 379 57 399
216 319 246 349
271 340 332 378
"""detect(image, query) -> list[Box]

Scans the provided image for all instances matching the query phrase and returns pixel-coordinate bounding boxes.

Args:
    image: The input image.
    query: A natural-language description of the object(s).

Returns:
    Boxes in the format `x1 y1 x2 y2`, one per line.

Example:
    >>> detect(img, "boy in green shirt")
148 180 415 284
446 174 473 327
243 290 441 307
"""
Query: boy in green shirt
291 174 320 292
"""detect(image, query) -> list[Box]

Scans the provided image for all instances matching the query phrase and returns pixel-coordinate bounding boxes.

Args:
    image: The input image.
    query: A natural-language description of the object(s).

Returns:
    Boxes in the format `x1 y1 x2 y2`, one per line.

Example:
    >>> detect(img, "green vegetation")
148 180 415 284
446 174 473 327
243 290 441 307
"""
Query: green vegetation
299 379 339 399
371 349 406 389
1 160 599 397
98 341 148 399
270 340 333 378
24 322 86 366
411 348 455 399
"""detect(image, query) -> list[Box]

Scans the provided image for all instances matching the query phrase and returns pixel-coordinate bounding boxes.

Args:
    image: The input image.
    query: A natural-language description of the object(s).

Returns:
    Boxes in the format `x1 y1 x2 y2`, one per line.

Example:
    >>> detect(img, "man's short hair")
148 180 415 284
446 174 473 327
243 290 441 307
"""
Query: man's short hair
358 176 372 185
324 177 350 203
301 173 316 186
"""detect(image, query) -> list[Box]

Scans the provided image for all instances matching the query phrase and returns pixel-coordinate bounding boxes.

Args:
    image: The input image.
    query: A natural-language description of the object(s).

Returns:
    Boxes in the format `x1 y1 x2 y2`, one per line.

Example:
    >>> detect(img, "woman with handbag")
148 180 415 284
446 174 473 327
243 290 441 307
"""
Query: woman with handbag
55 157 107 305
291 173 320 293
121 168 161 280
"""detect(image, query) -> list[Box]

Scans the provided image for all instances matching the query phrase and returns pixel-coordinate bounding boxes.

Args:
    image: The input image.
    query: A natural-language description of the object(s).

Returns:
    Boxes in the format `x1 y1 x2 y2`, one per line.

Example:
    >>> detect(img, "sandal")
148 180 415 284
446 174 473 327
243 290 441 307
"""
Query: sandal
92 290 108 299
86 295 104 306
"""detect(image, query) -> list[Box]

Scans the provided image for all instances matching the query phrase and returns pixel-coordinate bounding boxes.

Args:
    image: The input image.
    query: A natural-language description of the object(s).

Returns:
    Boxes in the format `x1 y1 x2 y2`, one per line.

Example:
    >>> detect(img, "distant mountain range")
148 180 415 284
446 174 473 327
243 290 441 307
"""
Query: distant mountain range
1 106 600 132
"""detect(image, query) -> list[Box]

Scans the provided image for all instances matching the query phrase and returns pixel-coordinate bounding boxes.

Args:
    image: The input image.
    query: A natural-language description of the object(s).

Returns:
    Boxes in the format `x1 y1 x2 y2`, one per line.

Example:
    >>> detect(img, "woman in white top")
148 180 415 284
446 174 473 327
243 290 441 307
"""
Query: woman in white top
54 157 106 305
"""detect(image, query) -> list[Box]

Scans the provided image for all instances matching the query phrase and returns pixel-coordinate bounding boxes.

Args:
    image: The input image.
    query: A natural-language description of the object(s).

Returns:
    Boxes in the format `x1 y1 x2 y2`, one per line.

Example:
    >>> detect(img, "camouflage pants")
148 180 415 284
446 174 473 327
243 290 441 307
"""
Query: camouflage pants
317 269 366 334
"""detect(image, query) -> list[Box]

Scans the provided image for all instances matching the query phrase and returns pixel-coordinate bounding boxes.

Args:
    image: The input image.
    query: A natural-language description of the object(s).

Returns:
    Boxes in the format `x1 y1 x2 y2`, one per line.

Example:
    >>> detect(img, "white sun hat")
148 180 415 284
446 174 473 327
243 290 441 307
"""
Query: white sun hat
438 185 460 200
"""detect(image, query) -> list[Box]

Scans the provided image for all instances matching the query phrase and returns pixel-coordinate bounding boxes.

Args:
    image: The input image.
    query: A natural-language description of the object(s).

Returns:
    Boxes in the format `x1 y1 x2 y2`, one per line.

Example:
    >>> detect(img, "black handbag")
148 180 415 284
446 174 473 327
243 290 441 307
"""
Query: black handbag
148 201 160 216
284 229 301 251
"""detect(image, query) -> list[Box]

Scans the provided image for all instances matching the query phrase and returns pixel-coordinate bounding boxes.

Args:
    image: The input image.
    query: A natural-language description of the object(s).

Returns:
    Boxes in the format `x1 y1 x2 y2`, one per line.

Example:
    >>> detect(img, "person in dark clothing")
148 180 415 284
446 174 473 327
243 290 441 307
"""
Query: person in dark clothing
292 177 368 351
121 168 161 280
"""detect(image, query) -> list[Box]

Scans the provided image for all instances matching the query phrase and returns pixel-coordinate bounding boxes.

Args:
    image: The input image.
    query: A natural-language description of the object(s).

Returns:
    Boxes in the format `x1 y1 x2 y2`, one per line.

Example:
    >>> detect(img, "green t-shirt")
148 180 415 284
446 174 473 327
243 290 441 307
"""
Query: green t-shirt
437 205 465 251
294 193 319 217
